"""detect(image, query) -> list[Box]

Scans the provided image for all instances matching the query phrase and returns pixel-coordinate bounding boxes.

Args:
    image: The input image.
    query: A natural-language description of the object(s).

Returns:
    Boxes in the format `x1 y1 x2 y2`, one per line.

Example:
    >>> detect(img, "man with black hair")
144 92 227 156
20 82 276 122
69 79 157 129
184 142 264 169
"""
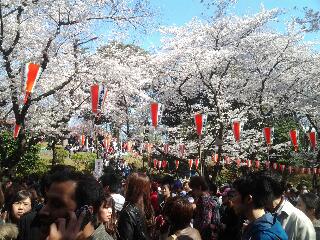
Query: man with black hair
232 173 288 240
100 169 125 213
18 170 113 240
262 173 316 240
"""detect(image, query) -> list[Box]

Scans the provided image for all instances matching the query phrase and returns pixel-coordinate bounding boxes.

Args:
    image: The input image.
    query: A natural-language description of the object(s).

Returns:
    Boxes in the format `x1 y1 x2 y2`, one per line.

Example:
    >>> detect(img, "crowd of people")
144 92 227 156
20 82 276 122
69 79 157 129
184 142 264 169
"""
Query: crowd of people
0 162 319 240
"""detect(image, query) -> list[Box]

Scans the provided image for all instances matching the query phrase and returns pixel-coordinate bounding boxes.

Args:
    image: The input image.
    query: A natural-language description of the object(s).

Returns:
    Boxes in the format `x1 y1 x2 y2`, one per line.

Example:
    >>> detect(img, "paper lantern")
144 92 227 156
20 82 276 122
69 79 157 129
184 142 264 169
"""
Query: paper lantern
80 135 85 146
309 130 317 151
150 102 159 128
313 168 317 174
195 159 200 169
255 160 260 169
232 119 241 142
127 141 132 152
103 136 111 149
175 160 180 170
246 160 252 168
236 158 241 167
158 160 162 169
22 63 42 103
162 160 168 169
263 127 273 145
272 163 278 170
265 161 270 169
194 113 206 136
307 168 311 175
188 159 193 170
212 154 219 163
179 144 185 158
288 166 292 174
280 164 285 172
13 123 21 139
163 144 169 154
91 84 107 114
300 167 305 174
289 129 299 152
153 159 158 169
224 156 230 165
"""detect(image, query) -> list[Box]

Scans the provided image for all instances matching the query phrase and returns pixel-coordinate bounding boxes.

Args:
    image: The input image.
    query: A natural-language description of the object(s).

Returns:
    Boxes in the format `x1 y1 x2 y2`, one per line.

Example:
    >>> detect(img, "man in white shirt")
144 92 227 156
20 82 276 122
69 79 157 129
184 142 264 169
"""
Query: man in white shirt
262 173 316 240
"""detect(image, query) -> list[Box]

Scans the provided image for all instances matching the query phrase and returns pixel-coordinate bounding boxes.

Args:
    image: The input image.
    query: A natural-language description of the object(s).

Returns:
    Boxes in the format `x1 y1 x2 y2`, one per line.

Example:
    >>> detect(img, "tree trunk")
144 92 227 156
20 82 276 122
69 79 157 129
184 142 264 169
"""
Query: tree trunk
52 140 57 166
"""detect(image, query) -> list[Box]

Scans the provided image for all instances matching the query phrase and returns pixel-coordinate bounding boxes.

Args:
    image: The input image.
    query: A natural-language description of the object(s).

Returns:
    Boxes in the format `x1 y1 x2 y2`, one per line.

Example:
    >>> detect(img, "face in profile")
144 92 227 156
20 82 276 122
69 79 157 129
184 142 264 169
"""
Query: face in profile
99 203 113 223
12 197 32 221
162 185 171 198
230 190 246 216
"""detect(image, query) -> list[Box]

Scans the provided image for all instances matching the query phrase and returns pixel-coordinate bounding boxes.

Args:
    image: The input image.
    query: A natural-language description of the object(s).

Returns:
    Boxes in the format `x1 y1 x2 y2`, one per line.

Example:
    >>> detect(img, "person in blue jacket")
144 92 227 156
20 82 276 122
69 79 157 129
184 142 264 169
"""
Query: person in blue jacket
232 173 288 240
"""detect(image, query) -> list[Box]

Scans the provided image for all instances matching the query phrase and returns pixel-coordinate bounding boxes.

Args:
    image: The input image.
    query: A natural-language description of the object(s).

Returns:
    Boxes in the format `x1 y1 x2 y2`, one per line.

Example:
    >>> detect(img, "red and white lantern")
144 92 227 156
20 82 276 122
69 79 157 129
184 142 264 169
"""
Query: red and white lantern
224 156 231 165
13 123 21 139
150 102 159 128
179 144 185 158
309 129 317 151
212 153 219 163
300 167 305 174
263 127 273 145
188 159 193 170
158 160 162 169
22 63 42 104
288 166 292 174
313 168 318 174
175 160 180 170
255 160 260 169
289 129 299 152
194 113 206 136
162 160 168 169
280 164 285 172
246 160 252 168
236 158 241 168
153 159 158 169
195 159 200 170
91 84 107 114
265 161 270 169
80 134 85 146
232 119 241 142
103 136 111 149
163 144 169 154
272 163 278 170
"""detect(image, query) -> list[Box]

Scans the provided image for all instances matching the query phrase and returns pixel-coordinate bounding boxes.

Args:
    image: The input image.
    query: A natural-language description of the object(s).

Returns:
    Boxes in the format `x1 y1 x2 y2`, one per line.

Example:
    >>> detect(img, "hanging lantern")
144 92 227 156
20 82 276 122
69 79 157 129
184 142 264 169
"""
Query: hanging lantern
246 160 252 168
212 153 219 163
236 158 241 168
255 160 260 169
104 135 111 149
153 159 158 169
175 160 180 170
179 144 185 158
263 127 273 145
313 168 317 174
158 160 162 169
163 144 169 154
224 156 230 165
91 84 107 114
265 161 270 169
288 166 293 174
150 102 159 128
300 167 305 174
309 129 317 151
307 168 311 175
188 159 193 170
194 113 206 136
146 143 152 154
22 63 42 104
80 134 85 146
195 159 200 170
127 141 133 152
162 160 168 169
13 123 21 139
272 163 278 170
289 129 299 152
280 164 285 172
232 119 241 142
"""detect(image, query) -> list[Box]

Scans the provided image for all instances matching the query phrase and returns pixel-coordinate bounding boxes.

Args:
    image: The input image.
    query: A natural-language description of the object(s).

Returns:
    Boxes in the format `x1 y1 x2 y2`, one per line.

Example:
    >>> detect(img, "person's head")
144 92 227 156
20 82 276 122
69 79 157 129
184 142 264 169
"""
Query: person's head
98 195 115 224
40 171 104 230
189 176 208 198
226 189 237 208
183 181 191 192
296 193 319 221
232 173 274 217
125 173 153 219
6 190 32 223
163 196 193 232
100 171 122 195
162 184 171 199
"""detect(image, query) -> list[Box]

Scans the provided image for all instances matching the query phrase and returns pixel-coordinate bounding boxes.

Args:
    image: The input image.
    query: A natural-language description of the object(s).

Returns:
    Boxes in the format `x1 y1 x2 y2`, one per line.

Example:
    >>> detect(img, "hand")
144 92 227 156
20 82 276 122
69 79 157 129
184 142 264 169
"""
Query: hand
46 211 85 240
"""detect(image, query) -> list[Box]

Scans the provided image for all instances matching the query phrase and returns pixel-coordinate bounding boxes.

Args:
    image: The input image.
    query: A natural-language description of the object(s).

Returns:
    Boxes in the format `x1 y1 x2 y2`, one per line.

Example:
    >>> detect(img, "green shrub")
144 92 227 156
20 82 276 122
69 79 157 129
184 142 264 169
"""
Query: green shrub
71 152 96 171
55 146 69 164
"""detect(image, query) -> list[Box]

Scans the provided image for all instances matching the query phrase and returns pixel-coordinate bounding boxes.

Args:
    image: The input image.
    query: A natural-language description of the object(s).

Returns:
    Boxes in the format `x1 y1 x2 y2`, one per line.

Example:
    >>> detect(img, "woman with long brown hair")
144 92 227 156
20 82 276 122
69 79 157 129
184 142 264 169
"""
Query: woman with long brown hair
98 195 117 239
117 172 154 240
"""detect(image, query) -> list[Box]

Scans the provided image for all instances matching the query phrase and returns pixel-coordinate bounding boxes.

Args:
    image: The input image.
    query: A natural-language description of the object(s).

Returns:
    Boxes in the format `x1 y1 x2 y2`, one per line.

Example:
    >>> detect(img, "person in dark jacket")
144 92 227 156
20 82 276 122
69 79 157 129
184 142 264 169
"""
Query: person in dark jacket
233 173 288 240
117 172 154 240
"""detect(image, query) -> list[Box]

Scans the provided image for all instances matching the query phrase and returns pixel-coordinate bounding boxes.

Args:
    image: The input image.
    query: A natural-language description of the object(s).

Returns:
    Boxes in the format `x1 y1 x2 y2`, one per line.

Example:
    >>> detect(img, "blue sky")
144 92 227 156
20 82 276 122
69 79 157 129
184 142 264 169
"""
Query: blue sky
138 0 320 50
